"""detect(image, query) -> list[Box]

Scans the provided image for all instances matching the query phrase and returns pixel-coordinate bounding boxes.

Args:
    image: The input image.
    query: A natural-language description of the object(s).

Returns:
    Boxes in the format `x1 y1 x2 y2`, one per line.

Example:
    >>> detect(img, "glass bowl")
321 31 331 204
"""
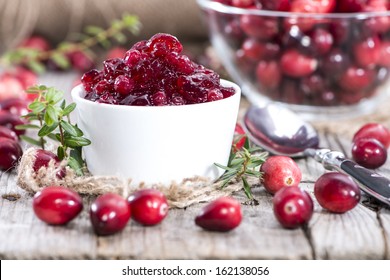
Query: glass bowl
197 0 390 120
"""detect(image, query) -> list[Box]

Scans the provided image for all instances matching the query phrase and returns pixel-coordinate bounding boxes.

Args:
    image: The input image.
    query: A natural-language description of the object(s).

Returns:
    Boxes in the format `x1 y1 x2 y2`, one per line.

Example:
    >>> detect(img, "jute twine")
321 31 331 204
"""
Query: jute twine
17 147 243 208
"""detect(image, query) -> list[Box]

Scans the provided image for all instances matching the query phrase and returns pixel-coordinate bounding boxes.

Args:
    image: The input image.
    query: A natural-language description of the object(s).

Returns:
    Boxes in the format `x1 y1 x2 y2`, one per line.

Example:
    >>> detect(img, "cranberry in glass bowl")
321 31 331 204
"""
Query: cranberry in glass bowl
197 0 390 120
72 33 241 186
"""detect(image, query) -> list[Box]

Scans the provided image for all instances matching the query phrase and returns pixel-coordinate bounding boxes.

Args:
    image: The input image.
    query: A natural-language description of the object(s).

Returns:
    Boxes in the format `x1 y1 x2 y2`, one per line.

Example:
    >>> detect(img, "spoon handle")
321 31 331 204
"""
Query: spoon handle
339 160 390 206
311 148 390 206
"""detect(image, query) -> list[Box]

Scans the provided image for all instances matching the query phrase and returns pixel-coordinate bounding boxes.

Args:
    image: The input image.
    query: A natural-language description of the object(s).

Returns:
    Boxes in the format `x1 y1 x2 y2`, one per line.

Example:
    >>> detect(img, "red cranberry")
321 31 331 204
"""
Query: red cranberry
105 47 127 60
90 193 131 236
0 126 18 141
260 156 302 194
149 33 183 56
19 35 51 51
307 28 334 55
336 0 368 12
339 66 375 91
0 112 27 137
291 0 336 13
0 73 26 100
240 15 279 40
322 48 350 78
231 0 254 7
33 149 66 179
353 36 381 68
300 74 325 97
352 138 387 169
241 38 279 61
68 50 95 72
280 49 318 78
81 69 102 92
232 123 247 151
256 60 281 90
195 197 242 232
12 67 38 92
127 189 169 226
0 137 23 171
314 172 361 213
378 41 390 67
33 186 83 225
0 97 29 116
273 186 313 229
353 123 390 148
257 0 291 11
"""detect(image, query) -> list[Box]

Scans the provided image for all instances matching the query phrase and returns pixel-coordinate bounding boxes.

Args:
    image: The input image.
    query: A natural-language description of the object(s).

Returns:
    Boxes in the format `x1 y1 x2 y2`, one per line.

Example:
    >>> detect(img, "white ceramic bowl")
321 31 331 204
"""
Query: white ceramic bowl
71 80 241 186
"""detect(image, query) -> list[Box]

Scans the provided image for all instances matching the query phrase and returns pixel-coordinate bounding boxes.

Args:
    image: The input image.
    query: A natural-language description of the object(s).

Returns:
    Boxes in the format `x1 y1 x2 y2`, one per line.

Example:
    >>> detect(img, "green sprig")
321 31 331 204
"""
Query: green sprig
215 137 268 202
16 85 91 176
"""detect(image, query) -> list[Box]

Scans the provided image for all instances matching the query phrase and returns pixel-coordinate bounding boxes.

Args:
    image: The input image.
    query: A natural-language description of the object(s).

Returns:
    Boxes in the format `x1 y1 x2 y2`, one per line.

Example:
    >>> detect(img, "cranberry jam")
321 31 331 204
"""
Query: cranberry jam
81 33 235 106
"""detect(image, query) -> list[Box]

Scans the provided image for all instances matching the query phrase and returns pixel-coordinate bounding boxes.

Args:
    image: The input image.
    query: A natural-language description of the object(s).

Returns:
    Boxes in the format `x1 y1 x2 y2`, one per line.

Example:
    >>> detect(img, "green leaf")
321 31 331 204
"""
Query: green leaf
214 162 234 171
47 133 59 141
85 25 104 35
62 103 76 116
28 101 45 113
51 52 70 69
45 104 58 126
60 100 66 110
14 124 40 130
27 60 45 74
113 32 126 44
19 135 43 146
45 88 63 104
38 123 59 137
67 156 84 176
60 120 82 137
57 146 66 160
242 176 254 200
64 136 91 148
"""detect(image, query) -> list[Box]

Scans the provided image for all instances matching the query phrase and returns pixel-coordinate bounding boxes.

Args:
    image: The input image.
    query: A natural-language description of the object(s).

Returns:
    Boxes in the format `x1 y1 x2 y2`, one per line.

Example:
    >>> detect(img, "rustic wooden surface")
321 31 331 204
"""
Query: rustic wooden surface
1 72 390 260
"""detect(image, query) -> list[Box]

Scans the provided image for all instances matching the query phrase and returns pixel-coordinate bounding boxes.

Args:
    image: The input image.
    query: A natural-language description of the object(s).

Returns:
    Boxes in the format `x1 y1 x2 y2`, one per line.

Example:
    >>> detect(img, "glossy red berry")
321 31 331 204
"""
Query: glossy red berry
0 126 18 141
90 193 131 236
127 189 169 226
273 186 313 229
352 138 387 169
0 97 29 116
195 197 242 232
33 186 83 225
33 149 66 179
314 172 361 213
353 123 390 148
260 156 302 194
19 35 51 51
0 137 23 171
0 112 27 137
280 49 318 78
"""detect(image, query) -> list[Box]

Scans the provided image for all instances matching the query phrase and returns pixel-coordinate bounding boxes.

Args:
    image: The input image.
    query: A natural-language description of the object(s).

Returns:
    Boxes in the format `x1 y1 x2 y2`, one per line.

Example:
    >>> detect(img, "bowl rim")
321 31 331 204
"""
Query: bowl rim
196 0 390 19
71 79 241 111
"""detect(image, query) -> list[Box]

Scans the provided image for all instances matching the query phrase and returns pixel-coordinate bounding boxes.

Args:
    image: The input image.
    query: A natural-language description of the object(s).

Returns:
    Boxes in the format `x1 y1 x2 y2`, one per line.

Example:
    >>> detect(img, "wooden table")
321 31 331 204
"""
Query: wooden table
1 72 390 260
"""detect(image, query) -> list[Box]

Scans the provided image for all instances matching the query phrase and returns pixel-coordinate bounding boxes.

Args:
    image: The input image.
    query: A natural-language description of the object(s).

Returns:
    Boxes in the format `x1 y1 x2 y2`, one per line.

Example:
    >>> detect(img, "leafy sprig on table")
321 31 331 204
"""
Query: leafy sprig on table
0 14 141 73
215 137 267 202
16 85 91 175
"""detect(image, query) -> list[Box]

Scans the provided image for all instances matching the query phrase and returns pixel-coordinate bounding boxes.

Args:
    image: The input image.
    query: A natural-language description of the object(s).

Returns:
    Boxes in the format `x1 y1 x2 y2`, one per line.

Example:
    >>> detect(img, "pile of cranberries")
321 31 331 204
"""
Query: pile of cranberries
81 33 235 106
33 186 169 236
208 0 390 106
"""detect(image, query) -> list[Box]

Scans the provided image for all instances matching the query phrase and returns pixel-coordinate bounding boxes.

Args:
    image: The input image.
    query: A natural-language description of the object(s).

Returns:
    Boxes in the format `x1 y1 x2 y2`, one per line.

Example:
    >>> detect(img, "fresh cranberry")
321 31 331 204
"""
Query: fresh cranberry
0 126 18 141
256 60 281 90
33 186 83 225
19 35 51 52
195 197 242 232
257 0 291 11
300 74 326 97
231 0 254 7
322 48 350 78
280 49 318 78
68 50 95 72
0 137 23 171
291 0 336 13
362 1 390 34
339 66 375 91
127 189 169 226
12 67 38 92
379 41 390 67
106 47 127 60
232 123 247 151
314 172 361 213
260 156 302 194
240 15 279 40
352 138 387 169
353 123 390 148
33 149 66 179
242 38 280 62
0 112 27 137
336 0 368 12
307 28 334 55
90 193 131 236
353 36 381 68
273 186 313 229
0 72 26 100
0 98 29 116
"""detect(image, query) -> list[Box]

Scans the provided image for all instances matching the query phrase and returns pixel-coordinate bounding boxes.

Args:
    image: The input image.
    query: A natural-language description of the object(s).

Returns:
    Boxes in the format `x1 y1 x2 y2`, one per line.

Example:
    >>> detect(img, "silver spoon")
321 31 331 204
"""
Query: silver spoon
243 103 390 207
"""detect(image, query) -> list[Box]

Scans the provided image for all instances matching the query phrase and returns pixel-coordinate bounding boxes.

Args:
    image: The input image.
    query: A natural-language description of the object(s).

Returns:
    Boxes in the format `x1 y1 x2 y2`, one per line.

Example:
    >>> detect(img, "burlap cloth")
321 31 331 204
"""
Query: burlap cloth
0 0 207 52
